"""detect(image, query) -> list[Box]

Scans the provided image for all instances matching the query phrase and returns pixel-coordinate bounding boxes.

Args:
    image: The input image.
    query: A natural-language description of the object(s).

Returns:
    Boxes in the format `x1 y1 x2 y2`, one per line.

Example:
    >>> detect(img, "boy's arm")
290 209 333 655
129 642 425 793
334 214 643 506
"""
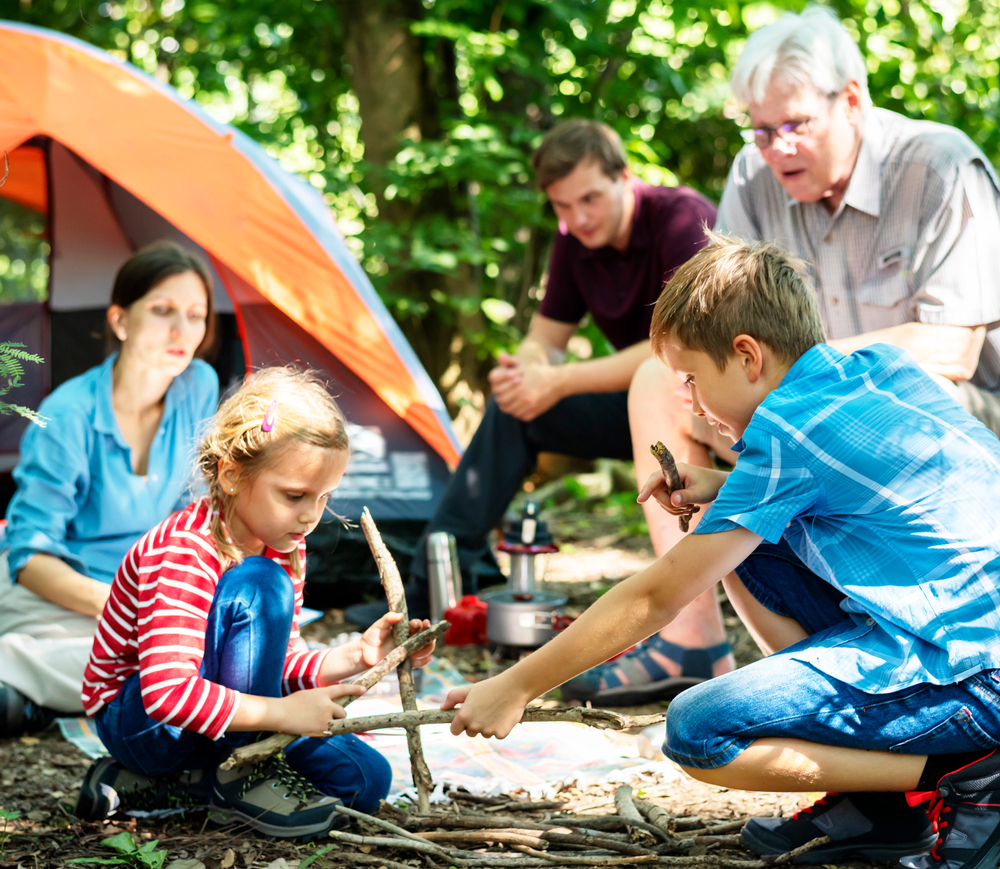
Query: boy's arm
444 526 762 739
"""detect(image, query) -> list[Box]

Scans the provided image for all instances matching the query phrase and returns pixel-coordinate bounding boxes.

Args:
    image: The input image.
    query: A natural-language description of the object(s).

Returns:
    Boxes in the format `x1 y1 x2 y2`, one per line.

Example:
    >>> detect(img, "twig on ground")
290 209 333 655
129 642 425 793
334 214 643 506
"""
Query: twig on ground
691 834 743 847
219 620 448 769
328 829 452 858
361 506 434 814
420 827 655 857
513 846 658 865
677 818 748 838
768 834 830 865
329 854 414 869
334 804 430 844
483 800 566 813
633 798 676 839
614 785 656 846
325 706 665 736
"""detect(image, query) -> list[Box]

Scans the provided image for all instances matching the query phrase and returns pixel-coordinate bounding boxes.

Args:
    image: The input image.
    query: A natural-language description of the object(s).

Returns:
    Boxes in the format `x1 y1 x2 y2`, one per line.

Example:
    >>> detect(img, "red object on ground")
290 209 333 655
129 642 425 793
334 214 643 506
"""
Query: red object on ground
444 595 488 646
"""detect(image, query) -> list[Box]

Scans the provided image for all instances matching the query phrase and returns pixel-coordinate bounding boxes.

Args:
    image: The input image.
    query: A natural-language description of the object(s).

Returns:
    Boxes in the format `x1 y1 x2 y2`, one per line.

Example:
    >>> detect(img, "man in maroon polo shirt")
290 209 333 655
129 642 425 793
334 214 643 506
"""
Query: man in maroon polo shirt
348 121 735 703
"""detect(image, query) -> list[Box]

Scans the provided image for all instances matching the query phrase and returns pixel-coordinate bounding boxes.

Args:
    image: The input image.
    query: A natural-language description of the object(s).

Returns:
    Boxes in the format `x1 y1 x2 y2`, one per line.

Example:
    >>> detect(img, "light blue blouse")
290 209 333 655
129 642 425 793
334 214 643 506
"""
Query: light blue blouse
4 354 219 585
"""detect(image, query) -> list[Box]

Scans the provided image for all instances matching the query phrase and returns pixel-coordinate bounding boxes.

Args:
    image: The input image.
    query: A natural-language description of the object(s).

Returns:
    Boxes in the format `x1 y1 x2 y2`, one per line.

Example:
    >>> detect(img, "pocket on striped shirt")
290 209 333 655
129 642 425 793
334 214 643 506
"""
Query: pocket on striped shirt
857 268 913 331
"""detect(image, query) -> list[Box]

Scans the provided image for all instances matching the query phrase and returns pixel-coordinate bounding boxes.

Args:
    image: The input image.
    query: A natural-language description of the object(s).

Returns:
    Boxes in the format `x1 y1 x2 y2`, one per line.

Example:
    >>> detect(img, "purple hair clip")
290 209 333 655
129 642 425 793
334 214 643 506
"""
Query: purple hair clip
261 400 278 432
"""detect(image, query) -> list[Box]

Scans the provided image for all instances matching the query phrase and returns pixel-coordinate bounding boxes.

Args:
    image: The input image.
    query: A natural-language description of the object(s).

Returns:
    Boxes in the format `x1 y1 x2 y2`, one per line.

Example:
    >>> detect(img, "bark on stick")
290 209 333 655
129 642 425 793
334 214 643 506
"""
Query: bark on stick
220 620 448 770
323 706 665 736
361 506 433 813
650 441 699 532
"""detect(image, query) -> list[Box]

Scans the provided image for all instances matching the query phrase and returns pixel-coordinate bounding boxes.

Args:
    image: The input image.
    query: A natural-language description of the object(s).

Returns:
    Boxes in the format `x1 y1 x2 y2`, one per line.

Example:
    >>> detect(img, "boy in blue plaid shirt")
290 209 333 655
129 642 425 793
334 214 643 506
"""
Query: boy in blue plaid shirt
444 235 1000 869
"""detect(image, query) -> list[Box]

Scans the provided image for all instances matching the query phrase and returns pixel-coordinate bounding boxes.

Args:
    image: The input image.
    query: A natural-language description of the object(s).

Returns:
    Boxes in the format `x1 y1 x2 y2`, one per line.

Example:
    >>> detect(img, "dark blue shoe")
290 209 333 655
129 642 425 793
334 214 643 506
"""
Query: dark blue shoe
559 635 733 706
0 681 58 737
742 791 935 864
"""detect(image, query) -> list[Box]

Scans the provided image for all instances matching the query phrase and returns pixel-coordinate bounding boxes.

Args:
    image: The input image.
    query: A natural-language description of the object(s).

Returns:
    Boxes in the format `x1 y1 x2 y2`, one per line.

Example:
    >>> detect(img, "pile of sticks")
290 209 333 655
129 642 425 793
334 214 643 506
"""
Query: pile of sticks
324 784 830 868
226 509 827 866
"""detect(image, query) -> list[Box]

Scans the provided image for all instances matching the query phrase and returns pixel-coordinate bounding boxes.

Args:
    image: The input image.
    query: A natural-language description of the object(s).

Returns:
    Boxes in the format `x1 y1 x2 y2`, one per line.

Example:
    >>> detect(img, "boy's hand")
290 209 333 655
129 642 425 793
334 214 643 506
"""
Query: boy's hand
638 462 726 515
279 683 366 736
441 674 530 739
360 612 436 670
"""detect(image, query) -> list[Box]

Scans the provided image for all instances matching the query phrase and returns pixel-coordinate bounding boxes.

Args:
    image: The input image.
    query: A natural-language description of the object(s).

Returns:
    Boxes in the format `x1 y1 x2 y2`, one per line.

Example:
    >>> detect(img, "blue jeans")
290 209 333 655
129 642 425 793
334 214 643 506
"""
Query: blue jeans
663 539 1000 769
95 556 391 812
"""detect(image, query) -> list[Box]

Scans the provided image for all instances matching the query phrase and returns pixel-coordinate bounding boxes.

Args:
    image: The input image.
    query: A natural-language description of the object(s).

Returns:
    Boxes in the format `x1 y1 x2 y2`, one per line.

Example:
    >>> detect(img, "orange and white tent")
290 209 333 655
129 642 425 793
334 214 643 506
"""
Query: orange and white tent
0 22 460 521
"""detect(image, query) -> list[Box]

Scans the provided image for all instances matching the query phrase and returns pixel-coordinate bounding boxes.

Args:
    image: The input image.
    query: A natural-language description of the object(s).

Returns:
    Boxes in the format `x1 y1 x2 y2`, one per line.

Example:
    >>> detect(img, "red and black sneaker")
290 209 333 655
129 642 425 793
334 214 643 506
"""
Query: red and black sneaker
741 791 936 864
903 750 1000 869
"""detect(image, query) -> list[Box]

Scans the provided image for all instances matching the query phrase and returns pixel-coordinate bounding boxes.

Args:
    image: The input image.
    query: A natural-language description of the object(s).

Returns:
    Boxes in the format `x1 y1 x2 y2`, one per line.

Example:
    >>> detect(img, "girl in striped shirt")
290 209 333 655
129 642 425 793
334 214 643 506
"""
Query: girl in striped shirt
78 368 435 839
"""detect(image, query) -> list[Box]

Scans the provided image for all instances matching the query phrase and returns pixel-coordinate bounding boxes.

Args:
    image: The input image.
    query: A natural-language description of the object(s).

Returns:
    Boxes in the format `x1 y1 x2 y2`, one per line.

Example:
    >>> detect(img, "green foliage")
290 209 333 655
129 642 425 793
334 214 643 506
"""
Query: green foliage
0 342 46 427
0 807 20 859
4 0 999 394
0 199 49 304
66 832 167 869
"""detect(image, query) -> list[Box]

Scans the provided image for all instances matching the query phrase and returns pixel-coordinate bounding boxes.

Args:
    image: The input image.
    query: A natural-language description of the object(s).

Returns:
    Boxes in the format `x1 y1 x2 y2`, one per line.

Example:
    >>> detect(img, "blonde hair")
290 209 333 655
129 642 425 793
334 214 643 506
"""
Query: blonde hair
197 367 349 575
650 232 825 368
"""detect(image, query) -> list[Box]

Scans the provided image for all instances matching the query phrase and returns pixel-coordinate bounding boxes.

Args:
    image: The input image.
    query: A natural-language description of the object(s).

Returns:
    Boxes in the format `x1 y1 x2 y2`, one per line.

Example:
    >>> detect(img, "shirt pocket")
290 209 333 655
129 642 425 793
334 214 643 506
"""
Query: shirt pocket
855 246 914 331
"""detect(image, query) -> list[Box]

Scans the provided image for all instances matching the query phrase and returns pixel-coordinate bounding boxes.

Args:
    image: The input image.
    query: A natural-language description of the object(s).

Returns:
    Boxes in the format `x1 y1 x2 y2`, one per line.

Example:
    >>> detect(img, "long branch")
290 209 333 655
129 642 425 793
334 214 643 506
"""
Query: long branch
361 507 434 812
323 706 665 736
220 620 448 770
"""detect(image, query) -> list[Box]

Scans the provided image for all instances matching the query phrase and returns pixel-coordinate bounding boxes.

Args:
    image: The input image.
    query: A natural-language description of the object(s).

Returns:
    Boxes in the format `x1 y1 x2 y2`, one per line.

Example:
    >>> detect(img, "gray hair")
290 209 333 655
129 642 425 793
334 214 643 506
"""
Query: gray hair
731 6 870 108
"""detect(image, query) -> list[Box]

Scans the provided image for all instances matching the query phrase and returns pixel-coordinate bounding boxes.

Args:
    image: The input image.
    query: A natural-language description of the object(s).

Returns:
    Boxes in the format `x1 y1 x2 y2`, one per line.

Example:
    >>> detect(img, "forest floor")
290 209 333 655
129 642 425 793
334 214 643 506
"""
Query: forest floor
0 491 872 869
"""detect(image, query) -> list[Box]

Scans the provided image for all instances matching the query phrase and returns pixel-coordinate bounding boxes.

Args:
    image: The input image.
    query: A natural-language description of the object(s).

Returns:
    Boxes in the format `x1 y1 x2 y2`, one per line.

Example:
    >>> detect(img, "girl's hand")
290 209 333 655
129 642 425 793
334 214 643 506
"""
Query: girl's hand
278 683 366 737
637 463 727 515
442 674 529 739
360 612 437 669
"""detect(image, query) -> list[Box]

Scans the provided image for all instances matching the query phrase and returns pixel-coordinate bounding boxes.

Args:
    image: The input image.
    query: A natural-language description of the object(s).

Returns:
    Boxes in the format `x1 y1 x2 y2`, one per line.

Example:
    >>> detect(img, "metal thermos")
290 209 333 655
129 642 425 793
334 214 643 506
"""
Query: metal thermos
426 532 461 622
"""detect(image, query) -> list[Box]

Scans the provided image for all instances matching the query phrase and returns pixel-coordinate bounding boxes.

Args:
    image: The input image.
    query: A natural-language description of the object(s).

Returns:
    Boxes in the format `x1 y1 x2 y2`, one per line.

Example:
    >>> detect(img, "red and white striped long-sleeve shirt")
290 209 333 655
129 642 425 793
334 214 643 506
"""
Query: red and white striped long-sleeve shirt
82 496 330 740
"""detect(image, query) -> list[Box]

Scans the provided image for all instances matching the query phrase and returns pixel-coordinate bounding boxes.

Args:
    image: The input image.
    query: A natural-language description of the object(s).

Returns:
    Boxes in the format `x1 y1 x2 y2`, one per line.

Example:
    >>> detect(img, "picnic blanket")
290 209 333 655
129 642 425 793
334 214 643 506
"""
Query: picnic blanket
58 656 680 800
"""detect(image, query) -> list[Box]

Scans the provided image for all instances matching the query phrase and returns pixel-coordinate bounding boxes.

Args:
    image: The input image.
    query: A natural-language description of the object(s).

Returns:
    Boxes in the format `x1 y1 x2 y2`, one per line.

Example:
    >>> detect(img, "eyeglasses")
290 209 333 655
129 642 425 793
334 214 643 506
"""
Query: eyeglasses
740 117 816 149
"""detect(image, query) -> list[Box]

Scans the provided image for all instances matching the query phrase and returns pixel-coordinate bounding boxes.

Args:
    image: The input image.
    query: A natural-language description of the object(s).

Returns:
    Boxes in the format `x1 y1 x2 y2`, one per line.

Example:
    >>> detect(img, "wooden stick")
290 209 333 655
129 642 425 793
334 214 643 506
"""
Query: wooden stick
420 828 655 857
333 804 431 845
361 506 434 813
633 798 675 839
677 818 748 838
513 847 658 866
219 620 448 769
328 829 451 858
323 706 665 736
650 441 699 532
768 835 830 865
614 784 656 845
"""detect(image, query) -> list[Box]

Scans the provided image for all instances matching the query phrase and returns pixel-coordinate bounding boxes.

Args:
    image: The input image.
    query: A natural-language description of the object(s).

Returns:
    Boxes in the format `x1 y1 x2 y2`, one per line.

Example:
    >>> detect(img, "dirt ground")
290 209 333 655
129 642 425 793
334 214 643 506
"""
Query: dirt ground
0 515 864 869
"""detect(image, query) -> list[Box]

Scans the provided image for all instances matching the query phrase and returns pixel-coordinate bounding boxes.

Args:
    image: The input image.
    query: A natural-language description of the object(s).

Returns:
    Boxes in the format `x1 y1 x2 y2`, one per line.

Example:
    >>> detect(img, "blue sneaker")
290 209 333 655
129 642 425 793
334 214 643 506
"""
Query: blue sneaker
559 635 732 706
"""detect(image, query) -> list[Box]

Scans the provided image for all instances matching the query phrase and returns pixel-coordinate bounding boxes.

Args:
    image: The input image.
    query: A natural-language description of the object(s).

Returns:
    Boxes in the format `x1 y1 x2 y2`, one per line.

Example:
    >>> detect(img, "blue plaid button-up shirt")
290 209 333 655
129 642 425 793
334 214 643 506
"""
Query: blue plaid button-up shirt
698 343 1000 693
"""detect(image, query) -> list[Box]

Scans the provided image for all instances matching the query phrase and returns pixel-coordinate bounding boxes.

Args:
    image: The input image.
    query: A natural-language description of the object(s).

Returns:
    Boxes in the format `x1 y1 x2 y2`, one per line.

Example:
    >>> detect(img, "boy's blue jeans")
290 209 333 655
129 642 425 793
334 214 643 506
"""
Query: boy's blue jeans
664 539 1000 769
94 556 391 812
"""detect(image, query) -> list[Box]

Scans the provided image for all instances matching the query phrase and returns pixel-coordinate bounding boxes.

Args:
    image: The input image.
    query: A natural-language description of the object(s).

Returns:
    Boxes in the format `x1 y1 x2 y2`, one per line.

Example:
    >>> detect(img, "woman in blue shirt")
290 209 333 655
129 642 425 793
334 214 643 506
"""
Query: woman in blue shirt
0 241 219 736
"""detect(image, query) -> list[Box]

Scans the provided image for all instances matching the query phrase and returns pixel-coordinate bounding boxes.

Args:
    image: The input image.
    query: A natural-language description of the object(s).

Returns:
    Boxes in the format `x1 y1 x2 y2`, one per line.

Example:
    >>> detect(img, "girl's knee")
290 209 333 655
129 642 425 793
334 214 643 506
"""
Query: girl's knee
348 750 392 813
216 556 295 613
286 734 392 814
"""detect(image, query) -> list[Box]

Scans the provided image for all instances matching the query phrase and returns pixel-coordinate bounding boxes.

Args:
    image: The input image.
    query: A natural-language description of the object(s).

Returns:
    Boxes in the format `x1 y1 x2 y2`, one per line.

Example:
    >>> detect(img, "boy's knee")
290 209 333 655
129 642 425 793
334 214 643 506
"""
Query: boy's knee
663 679 729 764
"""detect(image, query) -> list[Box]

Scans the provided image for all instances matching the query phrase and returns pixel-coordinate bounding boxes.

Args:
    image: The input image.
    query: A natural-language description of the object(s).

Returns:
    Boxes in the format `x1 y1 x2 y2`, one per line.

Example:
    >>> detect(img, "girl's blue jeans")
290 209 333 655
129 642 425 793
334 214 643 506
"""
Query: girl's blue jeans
94 556 391 812
664 539 1000 770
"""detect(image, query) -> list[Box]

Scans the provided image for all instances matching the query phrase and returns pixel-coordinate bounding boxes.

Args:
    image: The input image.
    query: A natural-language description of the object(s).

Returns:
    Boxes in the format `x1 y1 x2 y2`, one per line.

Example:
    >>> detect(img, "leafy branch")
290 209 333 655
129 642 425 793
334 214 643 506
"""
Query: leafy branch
0 341 46 427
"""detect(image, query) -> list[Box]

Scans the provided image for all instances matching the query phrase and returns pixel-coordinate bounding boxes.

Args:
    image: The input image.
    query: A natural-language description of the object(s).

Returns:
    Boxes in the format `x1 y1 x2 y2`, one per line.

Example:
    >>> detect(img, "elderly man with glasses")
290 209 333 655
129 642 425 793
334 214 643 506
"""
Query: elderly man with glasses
714 6 1000 434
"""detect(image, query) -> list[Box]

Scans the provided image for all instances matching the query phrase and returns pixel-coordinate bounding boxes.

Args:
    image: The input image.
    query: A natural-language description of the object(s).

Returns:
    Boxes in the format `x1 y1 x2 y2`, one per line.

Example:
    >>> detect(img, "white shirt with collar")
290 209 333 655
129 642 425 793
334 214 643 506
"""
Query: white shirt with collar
716 106 1000 393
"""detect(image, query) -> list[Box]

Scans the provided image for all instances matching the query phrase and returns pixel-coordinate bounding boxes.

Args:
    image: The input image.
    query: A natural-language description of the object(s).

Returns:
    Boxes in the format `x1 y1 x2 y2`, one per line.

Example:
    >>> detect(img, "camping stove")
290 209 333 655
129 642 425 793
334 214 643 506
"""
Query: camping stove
486 502 564 647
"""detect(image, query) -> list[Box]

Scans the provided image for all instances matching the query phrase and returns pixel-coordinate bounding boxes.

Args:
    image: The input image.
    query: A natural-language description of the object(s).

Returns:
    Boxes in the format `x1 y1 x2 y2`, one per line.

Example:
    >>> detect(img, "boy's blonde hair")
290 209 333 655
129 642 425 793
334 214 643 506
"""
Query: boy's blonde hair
197 367 349 575
650 233 826 368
